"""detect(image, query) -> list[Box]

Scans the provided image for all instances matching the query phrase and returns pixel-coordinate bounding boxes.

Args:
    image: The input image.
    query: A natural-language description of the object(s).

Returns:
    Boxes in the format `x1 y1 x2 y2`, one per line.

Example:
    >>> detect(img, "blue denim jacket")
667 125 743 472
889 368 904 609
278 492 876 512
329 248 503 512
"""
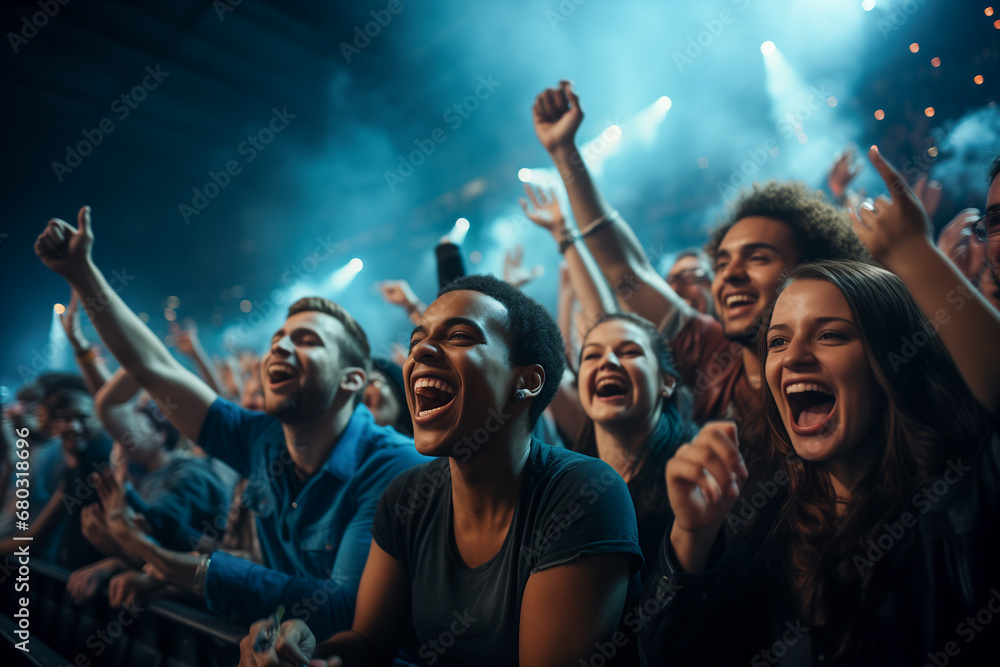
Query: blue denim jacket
198 398 426 637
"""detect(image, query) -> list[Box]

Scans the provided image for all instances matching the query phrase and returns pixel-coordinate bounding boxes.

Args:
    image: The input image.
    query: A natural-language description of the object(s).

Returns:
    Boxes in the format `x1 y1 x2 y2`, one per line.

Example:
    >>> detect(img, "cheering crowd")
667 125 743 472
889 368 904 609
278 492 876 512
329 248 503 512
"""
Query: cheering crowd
4 80 1000 666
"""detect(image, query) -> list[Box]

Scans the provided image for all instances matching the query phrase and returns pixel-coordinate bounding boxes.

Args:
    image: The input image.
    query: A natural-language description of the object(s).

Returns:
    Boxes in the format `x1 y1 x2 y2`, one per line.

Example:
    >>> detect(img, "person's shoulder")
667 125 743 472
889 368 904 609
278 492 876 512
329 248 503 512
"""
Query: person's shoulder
361 419 431 468
530 441 626 495
203 396 282 438
379 456 450 505
677 312 724 340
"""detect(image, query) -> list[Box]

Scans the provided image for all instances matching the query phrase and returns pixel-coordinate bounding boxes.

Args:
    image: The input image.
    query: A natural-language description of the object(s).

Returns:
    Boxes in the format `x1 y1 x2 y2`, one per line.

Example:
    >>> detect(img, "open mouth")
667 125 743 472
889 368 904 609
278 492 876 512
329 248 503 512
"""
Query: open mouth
413 377 457 421
593 376 630 401
723 292 758 311
785 382 835 434
267 363 298 389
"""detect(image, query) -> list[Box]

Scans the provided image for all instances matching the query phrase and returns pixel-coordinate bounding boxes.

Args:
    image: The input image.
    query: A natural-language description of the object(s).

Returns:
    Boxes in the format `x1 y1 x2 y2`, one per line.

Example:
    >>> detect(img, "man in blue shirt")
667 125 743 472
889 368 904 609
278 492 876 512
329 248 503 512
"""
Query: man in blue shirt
33 206 426 637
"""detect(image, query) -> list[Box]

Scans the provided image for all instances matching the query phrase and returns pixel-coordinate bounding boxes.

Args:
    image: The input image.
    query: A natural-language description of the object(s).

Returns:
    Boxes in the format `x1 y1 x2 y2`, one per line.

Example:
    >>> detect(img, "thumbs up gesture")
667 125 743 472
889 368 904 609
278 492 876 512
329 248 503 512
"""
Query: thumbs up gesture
35 205 95 278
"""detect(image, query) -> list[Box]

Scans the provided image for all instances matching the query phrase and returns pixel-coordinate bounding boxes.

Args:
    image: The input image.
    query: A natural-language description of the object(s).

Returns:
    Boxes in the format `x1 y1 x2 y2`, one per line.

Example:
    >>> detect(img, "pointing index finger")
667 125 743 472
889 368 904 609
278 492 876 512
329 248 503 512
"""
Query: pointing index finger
868 146 911 201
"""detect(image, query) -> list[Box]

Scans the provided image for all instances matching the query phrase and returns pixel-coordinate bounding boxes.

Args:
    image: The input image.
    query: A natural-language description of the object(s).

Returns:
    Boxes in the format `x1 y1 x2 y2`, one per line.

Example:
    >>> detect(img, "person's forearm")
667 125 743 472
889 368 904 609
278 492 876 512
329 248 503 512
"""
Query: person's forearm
549 143 691 324
96 366 141 407
71 345 112 395
549 144 653 282
186 343 224 395
66 260 180 389
885 239 1000 412
563 235 619 335
115 528 201 591
669 520 724 575
557 288 576 365
94 368 146 445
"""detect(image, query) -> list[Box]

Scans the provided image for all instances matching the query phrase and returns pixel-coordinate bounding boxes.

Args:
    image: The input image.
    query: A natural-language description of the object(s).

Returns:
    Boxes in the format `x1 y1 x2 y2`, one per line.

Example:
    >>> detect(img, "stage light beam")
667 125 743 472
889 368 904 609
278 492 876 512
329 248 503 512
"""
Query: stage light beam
328 258 365 293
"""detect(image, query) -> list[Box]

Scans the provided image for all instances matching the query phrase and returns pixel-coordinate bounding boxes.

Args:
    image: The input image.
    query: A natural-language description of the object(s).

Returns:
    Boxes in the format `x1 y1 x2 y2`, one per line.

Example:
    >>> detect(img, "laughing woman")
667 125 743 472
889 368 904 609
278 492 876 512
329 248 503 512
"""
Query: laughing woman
521 186 695 581
640 149 1000 666
574 314 695 581
240 274 643 667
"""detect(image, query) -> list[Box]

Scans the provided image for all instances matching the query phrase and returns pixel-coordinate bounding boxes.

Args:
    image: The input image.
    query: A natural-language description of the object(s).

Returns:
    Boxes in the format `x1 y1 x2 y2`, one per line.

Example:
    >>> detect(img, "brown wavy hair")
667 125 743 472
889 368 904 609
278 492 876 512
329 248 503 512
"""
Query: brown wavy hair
739 260 985 662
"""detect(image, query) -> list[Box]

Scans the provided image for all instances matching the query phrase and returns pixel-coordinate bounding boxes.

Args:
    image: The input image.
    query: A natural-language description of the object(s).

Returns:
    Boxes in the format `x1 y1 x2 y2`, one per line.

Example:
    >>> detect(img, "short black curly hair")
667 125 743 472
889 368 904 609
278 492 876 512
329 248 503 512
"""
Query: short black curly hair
438 274 564 429
705 181 868 264
987 153 1000 186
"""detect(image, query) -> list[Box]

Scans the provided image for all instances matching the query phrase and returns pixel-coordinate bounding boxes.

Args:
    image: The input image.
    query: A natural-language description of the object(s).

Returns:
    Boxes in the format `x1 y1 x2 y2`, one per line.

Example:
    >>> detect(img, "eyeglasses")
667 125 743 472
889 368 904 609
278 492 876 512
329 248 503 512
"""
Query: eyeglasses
667 267 710 286
972 211 1000 241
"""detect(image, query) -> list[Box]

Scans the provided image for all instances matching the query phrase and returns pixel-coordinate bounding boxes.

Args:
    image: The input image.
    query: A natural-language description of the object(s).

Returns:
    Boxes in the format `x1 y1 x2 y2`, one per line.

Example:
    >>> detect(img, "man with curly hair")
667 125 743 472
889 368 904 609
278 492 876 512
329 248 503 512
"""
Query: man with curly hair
533 80 867 423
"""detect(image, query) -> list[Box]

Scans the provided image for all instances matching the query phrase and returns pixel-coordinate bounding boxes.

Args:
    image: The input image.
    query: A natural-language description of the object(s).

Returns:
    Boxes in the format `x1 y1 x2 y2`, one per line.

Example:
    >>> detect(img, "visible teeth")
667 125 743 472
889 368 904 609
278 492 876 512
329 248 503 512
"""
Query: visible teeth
786 382 833 395
725 294 756 307
596 378 627 389
417 405 448 418
268 364 296 381
414 377 455 394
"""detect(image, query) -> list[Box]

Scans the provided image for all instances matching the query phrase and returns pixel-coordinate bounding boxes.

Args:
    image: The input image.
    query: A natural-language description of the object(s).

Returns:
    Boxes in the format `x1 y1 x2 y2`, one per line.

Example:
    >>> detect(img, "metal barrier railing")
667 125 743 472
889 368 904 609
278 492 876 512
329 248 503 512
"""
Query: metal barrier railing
3 558 244 667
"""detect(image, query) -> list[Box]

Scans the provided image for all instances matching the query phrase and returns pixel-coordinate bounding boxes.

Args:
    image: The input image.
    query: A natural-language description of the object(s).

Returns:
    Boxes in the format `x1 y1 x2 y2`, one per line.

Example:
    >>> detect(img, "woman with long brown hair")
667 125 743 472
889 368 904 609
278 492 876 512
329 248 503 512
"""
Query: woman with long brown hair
642 149 1000 665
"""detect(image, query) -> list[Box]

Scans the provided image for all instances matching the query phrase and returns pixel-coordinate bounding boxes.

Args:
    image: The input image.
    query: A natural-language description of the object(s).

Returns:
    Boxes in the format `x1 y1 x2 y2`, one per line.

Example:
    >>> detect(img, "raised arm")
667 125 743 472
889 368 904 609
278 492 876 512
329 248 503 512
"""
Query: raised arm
556 264 577 364
172 320 224 395
61 291 112 395
93 367 145 445
34 207 216 442
379 280 425 326
521 184 617 335
533 81 696 333
850 148 1000 413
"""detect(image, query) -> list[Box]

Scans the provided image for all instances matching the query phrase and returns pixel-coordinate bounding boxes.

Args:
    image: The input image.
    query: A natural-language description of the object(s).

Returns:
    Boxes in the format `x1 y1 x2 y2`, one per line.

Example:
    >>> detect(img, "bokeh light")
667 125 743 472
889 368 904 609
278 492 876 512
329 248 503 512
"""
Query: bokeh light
239 300 252 313
974 75 984 85
54 303 65 314
164 307 177 321
697 157 709 169
909 43 919 53
760 41 775 55
862 0 876 10
924 107 935 117
874 109 885 120
931 57 940 67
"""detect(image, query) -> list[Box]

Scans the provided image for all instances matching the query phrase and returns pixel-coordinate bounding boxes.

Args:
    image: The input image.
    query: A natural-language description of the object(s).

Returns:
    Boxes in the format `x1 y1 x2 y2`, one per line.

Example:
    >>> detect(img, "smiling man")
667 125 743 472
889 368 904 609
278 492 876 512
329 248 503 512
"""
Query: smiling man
33 207 426 637
533 80 868 423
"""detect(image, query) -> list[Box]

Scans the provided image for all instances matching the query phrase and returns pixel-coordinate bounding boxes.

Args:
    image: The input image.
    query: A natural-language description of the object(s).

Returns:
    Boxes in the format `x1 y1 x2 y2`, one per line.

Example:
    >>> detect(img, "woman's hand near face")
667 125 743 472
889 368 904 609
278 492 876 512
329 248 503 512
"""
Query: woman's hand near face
666 421 747 573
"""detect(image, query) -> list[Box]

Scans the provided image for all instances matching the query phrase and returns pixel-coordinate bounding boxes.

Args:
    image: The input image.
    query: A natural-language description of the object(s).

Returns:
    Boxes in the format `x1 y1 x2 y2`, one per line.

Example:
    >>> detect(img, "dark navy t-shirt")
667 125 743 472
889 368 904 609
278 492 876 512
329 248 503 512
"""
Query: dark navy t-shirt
373 438 643 667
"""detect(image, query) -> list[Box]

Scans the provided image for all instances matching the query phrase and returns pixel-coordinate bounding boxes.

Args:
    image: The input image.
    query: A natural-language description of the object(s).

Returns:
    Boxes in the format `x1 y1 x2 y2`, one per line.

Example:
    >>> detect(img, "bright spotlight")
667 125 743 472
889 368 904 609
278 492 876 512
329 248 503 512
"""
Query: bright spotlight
761 41 776 56
443 217 471 245
517 168 533 182
861 0 875 11
328 258 365 292
655 96 672 112
54 303 66 315
606 125 622 141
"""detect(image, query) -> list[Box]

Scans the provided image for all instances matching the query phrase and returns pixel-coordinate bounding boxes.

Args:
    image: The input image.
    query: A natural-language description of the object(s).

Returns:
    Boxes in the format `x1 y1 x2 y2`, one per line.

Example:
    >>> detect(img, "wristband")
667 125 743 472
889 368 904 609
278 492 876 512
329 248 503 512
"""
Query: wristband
558 229 582 254
580 210 621 238
193 555 211 596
